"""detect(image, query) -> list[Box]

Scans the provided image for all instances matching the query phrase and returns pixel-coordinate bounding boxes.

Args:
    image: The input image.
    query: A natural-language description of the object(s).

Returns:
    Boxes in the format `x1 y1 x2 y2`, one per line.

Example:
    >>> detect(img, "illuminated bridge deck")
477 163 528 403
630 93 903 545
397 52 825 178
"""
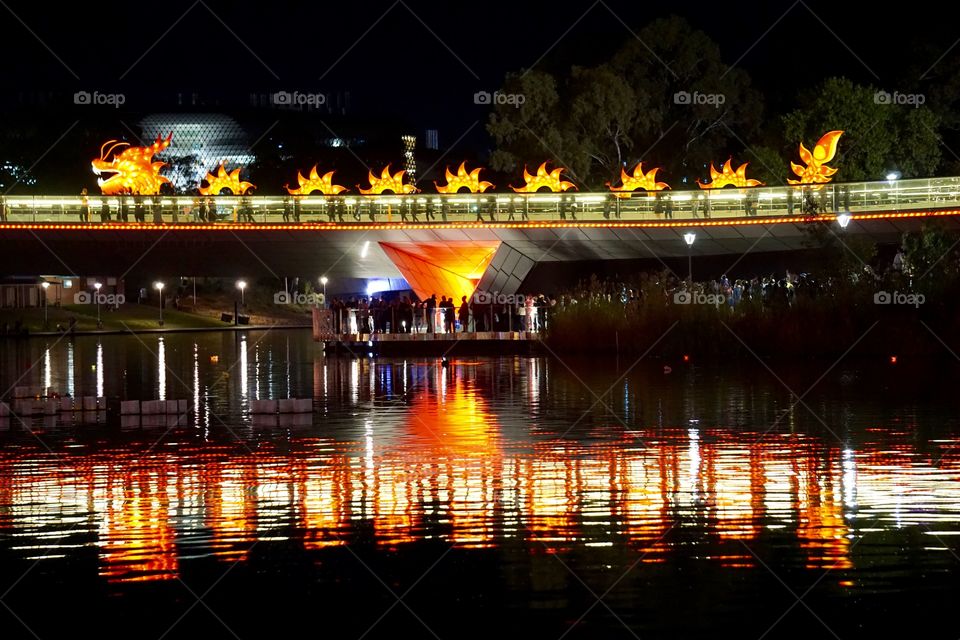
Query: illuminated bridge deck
2 176 960 228
4 176 960 279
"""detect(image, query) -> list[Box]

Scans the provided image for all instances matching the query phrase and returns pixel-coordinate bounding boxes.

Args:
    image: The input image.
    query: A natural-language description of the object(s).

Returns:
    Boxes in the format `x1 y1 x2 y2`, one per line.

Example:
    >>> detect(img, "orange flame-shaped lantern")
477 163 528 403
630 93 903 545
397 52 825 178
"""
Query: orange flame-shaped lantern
511 162 576 193
199 163 255 195
434 162 494 193
359 165 418 195
91 133 172 195
697 159 764 189
286 166 348 195
607 163 669 198
788 130 843 185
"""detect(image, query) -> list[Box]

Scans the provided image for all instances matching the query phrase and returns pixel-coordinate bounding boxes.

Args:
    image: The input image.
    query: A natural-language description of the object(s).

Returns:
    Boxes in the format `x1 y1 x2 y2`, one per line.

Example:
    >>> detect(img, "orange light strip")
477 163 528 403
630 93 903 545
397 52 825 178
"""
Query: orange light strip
1 210 958 232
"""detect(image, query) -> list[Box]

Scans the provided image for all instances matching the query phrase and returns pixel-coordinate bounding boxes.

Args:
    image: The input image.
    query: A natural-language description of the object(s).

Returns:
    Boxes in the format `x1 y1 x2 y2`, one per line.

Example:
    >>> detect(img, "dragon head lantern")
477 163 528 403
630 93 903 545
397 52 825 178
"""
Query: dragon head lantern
91 133 172 195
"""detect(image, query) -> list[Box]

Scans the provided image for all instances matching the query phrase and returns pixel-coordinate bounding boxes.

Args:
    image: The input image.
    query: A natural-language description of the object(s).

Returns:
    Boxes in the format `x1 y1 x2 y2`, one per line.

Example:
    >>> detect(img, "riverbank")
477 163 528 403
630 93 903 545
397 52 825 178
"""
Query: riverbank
0 302 312 337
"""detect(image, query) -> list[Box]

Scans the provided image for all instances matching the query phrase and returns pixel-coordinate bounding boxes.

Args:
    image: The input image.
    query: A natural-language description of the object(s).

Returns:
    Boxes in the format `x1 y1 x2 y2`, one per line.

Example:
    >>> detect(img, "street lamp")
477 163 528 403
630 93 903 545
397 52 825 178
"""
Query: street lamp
154 281 164 326
836 212 851 229
320 276 328 307
885 171 901 182
683 232 696 283
236 279 247 305
40 281 49 328
94 282 102 328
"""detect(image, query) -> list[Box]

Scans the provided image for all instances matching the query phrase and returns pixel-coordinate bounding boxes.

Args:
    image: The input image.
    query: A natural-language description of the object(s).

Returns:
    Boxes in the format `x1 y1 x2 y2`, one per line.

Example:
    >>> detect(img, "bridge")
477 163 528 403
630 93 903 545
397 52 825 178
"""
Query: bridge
2 175 959 300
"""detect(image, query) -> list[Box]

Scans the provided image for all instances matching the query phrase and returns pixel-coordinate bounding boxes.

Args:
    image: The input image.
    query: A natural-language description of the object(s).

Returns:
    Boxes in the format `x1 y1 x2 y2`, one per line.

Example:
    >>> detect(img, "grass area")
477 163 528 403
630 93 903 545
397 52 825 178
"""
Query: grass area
0 303 231 333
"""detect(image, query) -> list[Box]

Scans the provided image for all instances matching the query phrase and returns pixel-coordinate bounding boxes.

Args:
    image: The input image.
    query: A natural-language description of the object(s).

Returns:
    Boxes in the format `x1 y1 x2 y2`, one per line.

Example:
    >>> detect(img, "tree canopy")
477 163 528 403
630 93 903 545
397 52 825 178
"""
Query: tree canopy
488 17 945 189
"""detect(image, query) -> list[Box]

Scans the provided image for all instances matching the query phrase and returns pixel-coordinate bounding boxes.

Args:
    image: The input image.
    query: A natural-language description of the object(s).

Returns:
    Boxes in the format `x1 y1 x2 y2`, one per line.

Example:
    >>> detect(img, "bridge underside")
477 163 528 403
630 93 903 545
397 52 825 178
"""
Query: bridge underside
2 215 956 293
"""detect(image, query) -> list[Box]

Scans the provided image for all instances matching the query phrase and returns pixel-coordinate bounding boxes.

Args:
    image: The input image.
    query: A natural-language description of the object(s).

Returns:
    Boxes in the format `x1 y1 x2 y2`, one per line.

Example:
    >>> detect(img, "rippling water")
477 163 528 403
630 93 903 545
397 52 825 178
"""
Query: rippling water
1 331 958 638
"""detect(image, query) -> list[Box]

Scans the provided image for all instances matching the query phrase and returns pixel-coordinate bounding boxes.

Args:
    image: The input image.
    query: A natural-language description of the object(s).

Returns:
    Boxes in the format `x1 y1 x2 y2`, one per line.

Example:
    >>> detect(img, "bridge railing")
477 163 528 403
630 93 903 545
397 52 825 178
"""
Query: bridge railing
1 176 958 225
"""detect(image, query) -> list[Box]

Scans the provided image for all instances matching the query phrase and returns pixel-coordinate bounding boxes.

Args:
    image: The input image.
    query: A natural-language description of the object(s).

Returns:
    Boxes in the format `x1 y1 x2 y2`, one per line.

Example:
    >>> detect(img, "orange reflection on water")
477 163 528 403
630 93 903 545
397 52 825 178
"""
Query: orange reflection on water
98 460 178 583
2 364 960 584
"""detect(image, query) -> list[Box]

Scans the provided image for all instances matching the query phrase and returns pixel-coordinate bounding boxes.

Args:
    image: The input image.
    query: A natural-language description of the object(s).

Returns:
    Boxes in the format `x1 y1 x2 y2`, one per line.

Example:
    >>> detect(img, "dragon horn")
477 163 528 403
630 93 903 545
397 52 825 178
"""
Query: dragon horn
101 140 129 160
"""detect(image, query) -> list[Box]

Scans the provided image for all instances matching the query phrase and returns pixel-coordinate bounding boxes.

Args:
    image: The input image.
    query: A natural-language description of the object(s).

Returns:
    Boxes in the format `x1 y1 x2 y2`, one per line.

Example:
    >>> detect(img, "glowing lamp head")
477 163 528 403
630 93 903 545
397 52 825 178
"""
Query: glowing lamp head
837 213 851 228
94 282 102 291
320 276 328 286
154 281 164 291
683 232 696 246
41 281 49 290
890 355 897 364
885 171 901 182
236 280 247 291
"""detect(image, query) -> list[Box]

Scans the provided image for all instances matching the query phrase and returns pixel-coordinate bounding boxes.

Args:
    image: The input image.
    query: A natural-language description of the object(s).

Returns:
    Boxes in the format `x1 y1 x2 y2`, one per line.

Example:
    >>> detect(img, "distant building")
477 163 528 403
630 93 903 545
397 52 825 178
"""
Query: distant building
402 134 416 184
139 114 254 193
425 129 439 151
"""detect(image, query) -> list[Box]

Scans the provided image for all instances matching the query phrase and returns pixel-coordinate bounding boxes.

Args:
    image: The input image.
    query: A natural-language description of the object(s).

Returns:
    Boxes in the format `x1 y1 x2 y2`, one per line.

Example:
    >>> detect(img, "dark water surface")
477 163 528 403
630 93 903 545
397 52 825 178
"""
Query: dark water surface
1 330 958 639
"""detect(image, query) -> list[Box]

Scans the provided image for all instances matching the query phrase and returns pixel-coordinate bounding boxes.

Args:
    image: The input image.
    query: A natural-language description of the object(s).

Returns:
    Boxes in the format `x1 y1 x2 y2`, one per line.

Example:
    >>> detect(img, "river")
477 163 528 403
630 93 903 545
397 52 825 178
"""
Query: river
0 330 958 638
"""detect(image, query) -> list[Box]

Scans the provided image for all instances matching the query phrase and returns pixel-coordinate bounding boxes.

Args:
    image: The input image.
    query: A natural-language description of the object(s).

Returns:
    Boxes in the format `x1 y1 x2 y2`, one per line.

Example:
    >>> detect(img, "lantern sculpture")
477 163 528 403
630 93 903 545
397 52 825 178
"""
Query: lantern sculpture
359 165 418 194
286 166 348 195
607 163 669 198
199 163 255 195
788 130 843 185
434 162 494 193
511 162 576 193
91 133 172 195
697 159 764 189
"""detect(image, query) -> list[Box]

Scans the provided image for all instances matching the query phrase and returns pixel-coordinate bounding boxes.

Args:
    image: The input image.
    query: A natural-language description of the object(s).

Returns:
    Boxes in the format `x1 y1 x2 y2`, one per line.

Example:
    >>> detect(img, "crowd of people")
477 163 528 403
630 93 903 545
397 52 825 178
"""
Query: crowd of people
23 182 858 225
326 293 557 334
551 249 911 313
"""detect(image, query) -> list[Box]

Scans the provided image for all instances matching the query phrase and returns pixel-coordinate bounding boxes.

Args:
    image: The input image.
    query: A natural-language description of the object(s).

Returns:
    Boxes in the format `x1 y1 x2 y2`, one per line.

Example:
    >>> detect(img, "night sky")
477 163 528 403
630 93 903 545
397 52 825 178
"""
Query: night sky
0 0 954 157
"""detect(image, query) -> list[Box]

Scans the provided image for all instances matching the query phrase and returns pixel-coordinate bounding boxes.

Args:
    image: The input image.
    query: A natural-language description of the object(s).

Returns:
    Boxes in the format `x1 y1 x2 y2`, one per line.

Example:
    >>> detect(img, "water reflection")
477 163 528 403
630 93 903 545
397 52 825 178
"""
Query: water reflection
0 349 958 588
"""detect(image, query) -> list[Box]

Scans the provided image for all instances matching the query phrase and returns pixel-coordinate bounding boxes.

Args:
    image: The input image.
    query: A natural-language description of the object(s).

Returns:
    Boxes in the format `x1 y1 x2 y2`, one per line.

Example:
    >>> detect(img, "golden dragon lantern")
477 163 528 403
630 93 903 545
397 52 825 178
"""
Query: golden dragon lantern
511 162 576 193
788 130 843 184
359 165 418 195
91 133 172 195
199 163 255 195
607 163 669 198
286 166 348 195
434 162 494 193
697 159 764 189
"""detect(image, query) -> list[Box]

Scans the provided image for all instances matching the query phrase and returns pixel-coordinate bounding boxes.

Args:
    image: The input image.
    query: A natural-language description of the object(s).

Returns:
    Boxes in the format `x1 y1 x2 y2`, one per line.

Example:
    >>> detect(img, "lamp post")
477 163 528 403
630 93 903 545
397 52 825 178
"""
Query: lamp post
154 281 164 326
836 212 851 229
94 282 102 328
41 281 49 327
320 276 328 307
237 279 247 305
683 232 696 283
